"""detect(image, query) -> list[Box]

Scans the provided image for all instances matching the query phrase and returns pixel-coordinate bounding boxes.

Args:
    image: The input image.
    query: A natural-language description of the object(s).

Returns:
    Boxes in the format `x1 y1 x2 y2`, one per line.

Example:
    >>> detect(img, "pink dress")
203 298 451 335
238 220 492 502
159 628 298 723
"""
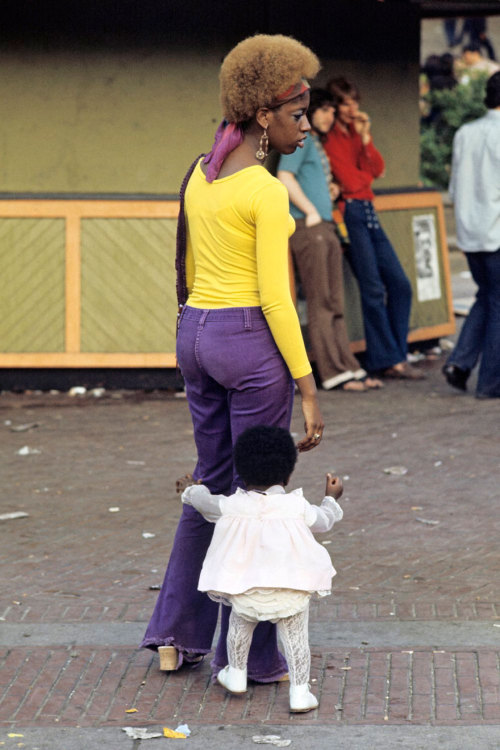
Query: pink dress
182 484 343 622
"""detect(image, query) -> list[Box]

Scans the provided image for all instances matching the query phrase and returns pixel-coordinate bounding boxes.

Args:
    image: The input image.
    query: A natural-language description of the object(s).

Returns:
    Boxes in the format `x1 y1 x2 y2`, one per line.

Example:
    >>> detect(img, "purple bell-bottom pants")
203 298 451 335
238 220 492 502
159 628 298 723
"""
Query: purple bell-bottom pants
140 306 295 682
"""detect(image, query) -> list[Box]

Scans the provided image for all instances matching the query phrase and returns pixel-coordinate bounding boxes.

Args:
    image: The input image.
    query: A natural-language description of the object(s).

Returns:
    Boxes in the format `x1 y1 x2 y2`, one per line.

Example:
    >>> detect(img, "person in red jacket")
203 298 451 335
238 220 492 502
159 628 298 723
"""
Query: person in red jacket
324 77 424 379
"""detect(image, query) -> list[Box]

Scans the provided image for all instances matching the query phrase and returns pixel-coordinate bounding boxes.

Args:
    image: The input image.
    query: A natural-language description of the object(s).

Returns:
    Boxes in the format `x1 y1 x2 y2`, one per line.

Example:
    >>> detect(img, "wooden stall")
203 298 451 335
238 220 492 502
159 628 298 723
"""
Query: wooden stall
0 190 454 370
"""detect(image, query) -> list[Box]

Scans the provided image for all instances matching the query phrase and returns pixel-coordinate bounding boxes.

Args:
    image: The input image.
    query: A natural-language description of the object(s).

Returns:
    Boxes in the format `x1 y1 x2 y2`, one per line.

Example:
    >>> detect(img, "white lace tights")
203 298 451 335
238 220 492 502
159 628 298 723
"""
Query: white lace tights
227 608 310 686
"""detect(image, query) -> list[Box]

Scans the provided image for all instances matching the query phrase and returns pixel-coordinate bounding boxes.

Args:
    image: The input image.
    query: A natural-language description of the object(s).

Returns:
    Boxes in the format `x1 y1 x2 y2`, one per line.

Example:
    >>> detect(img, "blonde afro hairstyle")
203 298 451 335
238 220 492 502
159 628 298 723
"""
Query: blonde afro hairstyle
220 34 320 123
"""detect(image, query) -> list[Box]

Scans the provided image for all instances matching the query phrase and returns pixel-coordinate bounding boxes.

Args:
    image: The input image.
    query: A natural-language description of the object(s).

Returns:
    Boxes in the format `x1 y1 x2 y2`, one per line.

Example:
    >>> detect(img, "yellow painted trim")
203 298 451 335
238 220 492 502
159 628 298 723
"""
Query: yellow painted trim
0 200 180 218
0 353 177 367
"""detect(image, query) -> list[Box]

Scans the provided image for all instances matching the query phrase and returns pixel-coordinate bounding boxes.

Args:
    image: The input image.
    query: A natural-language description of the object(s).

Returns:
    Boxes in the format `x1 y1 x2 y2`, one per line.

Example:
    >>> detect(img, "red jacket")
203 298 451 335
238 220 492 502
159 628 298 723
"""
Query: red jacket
324 122 385 205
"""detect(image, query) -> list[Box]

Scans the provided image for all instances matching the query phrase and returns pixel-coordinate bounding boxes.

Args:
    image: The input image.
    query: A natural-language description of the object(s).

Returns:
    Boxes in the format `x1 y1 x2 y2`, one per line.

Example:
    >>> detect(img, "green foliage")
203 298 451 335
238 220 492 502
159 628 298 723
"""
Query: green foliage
420 76 488 190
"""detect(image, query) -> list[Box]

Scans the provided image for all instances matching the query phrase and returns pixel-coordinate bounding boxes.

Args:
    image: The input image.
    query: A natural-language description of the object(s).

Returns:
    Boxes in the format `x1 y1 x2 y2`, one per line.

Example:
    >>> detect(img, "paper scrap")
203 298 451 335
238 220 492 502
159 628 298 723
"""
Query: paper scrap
383 466 408 476
10 422 39 432
252 737 291 747
122 727 163 739
17 446 41 456
163 727 187 738
125 708 138 713
0 512 29 522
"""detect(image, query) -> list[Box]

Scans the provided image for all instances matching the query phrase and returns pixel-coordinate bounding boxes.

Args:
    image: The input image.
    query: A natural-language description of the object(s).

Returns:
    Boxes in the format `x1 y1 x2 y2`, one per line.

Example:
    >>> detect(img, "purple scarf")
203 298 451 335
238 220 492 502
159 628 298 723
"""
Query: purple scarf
202 120 244 182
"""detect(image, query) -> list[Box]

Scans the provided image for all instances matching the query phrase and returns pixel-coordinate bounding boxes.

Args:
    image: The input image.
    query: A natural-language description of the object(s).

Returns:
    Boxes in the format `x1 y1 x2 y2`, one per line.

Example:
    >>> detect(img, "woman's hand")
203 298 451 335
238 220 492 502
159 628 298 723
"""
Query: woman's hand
295 373 324 452
305 209 322 228
353 110 372 145
176 474 202 494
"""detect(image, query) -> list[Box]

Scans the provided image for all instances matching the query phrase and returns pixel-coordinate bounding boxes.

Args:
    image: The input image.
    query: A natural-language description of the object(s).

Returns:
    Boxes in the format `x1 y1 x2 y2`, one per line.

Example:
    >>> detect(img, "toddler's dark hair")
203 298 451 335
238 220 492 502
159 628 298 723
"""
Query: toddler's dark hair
234 425 298 487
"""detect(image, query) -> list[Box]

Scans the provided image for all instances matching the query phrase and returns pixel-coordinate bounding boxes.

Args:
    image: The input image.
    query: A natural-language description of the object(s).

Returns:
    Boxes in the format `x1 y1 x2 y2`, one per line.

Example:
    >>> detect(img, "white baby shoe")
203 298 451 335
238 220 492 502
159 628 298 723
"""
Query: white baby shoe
217 665 247 694
289 683 318 713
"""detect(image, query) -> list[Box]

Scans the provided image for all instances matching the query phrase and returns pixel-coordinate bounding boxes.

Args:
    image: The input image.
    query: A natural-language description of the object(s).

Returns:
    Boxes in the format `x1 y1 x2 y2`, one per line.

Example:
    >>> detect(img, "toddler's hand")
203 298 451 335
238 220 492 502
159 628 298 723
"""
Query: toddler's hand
175 474 202 494
325 473 343 500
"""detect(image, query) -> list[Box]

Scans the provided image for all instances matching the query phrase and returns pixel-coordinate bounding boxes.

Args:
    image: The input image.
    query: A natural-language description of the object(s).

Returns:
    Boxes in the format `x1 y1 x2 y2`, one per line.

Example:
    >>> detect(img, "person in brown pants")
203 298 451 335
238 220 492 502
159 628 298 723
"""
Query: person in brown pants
278 88 381 391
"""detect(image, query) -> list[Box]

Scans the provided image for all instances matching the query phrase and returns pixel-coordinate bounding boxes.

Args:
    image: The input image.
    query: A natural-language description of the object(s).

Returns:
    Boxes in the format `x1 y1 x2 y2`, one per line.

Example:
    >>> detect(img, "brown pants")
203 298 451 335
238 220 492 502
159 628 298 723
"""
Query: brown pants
291 219 361 386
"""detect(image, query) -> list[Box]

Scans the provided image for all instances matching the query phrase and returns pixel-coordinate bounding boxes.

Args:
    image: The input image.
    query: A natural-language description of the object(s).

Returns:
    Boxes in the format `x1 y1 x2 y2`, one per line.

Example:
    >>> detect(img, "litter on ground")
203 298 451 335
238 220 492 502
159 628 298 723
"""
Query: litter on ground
383 466 408 475
122 727 162 739
16 446 41 456
0 512 29 522
252 736 291 747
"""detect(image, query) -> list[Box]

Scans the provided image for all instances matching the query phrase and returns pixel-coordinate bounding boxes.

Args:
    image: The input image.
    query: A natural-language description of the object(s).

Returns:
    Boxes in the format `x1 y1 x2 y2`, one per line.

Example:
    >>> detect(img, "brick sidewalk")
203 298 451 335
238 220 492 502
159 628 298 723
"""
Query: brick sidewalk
2 646 499 728
1 358 499 739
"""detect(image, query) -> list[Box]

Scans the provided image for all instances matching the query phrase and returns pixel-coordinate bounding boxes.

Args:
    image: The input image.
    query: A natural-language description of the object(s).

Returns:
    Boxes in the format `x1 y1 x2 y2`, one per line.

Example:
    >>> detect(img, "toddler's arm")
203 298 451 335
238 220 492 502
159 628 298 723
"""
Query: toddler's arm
181 484 224 523
305 473 344 532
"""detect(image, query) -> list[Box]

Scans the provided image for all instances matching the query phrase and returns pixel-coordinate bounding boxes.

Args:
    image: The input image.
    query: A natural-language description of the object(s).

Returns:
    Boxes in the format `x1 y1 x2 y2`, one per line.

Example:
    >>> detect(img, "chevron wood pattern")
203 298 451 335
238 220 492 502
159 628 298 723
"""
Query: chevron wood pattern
0 218 65 352
80 218 177 352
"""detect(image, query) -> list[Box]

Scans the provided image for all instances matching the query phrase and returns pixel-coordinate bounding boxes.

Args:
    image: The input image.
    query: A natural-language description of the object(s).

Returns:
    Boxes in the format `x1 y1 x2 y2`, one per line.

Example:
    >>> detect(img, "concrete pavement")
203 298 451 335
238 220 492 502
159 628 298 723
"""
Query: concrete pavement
1 255 499 749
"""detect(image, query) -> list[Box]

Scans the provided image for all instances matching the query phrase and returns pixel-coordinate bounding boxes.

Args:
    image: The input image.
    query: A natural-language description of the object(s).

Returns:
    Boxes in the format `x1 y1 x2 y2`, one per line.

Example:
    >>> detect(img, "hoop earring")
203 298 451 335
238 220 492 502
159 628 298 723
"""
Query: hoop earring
255 126 269 161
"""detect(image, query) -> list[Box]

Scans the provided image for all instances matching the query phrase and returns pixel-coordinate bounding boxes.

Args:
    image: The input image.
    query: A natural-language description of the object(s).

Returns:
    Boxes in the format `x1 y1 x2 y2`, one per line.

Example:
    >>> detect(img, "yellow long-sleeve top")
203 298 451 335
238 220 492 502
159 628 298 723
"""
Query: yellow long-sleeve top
184 160 312 379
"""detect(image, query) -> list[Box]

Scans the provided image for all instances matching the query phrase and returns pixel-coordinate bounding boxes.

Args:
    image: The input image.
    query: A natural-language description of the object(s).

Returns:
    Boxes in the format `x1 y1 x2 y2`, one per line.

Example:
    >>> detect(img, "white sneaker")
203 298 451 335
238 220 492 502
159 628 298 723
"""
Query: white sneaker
289 683 318 713
217 665 247 694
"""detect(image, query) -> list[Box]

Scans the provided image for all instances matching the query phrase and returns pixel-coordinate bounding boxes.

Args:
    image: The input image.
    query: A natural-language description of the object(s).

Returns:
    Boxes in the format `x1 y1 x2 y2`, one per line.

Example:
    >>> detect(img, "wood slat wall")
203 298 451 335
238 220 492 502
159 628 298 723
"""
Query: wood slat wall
0 192 454 368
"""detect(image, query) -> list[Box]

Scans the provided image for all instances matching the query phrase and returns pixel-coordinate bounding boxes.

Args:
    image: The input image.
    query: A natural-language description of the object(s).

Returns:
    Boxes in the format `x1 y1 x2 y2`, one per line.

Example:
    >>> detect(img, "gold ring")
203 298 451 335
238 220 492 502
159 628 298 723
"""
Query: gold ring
313 433 321 440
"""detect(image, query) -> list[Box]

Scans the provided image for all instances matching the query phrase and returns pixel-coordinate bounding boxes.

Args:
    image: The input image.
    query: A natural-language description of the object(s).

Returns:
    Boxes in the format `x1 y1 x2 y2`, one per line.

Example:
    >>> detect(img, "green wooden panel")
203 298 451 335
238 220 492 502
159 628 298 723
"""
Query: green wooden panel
0 218 65 352
378 207 450 330
80 218 177 352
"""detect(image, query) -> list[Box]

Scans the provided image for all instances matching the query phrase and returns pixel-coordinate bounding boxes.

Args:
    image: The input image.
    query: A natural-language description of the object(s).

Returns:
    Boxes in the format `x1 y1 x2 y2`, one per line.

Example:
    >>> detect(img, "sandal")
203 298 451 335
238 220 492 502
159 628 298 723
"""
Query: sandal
382 362 426 380
363 377 384 389
341 379 368 392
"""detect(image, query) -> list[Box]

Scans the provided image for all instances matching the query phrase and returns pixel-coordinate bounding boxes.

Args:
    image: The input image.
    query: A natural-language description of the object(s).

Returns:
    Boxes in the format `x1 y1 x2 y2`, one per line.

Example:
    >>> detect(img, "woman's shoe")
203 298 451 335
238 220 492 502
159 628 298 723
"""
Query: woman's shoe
289 683 318 713
217 665 247 694
158 645 179 671
382 362 426 380
363 376 384 389
442 363 469 391
341 379 368 392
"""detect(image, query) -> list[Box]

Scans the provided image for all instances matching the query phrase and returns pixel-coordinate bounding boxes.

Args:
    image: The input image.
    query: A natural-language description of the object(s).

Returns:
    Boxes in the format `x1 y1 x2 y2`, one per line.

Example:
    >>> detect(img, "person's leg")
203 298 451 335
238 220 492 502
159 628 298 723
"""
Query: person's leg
192 308 292 682
475 250 500 397
140 503 219 662
447 252 488 377
176 308 234 493
276 609 311 686
291 221 360 386
217 610 258 694
369 210 413 364
481 37 497 61
226 610 258 669
277 608 318 712
141 308 234 662
443 18 457 46
344 201 405 371
215 604 287 683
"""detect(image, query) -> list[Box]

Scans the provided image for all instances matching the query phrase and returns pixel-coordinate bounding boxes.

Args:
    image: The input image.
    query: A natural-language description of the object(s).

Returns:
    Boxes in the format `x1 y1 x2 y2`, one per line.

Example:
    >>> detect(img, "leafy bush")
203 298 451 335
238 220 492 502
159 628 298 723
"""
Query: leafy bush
420 75 488 190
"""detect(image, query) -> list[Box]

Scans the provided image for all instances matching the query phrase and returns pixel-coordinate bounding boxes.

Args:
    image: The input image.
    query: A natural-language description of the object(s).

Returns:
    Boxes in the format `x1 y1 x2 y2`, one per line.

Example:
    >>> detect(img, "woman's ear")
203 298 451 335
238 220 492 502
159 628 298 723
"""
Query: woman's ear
255 107 270 130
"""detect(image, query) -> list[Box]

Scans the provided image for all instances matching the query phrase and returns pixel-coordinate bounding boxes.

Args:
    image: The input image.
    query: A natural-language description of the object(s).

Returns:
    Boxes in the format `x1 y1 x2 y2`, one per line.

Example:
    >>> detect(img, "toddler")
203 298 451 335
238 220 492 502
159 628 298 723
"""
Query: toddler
180 425 343 713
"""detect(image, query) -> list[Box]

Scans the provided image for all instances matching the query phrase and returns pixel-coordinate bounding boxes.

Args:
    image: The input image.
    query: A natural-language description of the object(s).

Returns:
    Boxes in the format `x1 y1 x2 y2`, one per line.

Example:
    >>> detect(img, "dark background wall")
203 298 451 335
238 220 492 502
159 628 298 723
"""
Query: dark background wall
0 0 421 194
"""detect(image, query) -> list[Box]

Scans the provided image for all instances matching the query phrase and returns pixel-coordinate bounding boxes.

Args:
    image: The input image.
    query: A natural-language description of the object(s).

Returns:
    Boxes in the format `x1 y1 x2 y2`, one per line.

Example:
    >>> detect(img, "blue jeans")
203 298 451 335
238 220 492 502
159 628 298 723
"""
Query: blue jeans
344 200 413 372
448 249 500 398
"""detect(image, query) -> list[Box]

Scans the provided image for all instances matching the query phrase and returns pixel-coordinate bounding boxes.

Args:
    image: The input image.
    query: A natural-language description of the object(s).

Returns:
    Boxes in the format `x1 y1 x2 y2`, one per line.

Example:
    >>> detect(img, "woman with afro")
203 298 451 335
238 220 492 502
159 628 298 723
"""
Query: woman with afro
141 34 325 685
